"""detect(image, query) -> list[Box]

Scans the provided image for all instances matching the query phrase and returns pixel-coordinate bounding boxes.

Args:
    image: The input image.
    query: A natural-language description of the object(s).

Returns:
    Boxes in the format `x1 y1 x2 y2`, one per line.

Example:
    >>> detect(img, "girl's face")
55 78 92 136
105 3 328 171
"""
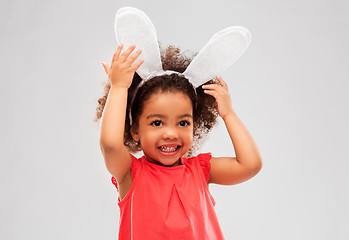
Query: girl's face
132 91 194 167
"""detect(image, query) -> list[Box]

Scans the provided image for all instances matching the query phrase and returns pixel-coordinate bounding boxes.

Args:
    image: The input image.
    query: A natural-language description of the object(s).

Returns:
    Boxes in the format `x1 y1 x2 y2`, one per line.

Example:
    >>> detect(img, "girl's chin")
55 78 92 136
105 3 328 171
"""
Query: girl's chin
144 150 183 167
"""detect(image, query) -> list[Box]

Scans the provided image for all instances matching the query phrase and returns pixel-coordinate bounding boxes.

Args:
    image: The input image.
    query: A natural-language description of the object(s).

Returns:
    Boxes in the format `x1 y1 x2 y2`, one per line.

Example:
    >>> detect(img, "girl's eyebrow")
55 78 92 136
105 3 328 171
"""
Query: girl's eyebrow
146 114 193 119
146 114 165 119
179 114 193 119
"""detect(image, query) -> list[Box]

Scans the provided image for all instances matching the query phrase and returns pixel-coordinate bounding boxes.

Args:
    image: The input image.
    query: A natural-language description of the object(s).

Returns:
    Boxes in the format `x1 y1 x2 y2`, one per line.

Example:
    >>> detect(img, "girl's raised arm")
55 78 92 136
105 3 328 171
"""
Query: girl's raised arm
202 76 263 185
99 44 144 185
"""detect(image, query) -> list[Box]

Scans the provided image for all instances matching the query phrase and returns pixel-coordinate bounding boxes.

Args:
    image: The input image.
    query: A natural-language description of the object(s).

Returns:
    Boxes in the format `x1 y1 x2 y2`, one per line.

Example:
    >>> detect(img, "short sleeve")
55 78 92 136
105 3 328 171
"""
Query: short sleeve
110 154 138 190
197 152 212 182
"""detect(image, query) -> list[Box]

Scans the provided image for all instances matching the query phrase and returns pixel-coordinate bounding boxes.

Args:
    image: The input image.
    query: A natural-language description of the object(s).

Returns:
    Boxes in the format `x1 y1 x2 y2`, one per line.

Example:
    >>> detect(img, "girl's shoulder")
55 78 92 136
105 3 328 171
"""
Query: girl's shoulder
184 152 212 182
111 153 140 189
184 152 212 160
184 152 212 164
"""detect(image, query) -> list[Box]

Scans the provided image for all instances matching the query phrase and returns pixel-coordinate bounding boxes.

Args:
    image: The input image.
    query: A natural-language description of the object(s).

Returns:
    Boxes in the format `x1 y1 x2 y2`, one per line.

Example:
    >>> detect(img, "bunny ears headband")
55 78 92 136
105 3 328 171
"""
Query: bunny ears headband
115 7 251 88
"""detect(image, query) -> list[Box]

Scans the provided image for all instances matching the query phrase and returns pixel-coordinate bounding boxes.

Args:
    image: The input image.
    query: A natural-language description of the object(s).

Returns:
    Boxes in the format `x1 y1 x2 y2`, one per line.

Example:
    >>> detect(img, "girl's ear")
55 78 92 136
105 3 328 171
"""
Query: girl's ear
130 125 140 142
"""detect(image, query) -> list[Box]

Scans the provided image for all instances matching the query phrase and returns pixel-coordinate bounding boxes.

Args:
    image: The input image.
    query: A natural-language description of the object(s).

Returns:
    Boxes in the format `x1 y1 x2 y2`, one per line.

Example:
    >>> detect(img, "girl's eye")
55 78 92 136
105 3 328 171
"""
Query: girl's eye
179 120 190 127
151 120 162 127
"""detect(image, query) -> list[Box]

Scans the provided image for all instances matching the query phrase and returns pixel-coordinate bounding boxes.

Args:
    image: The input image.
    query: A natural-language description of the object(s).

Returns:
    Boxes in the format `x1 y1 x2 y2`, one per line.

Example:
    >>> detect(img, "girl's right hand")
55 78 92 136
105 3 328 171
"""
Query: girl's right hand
101 44 144 89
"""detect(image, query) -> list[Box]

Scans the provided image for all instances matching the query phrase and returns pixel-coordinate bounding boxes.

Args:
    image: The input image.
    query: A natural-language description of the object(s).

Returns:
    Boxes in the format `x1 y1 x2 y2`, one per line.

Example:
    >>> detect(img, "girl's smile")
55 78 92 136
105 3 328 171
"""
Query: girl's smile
131 91 194 167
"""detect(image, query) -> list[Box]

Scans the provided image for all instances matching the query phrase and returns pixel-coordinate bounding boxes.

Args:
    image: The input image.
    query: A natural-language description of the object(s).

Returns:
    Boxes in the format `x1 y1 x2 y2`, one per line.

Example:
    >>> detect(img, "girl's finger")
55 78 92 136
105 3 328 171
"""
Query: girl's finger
111 44 123 64
126 49 143 65
203 89 217 97
132 59 144 71
202 83 220 91
101 61 110 75
203 84 227 96
119 44 136 62
216 76 228 90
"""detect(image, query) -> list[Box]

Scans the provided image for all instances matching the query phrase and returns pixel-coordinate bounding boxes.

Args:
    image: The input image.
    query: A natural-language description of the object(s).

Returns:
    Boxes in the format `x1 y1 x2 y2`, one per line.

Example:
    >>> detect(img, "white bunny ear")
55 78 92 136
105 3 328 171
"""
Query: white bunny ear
114 7 165 80
183 26 252 88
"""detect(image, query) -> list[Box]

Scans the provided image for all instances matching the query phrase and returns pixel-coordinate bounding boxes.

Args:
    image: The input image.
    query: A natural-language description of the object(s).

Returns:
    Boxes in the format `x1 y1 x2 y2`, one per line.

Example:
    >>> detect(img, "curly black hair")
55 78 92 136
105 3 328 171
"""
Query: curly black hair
95 45 219 156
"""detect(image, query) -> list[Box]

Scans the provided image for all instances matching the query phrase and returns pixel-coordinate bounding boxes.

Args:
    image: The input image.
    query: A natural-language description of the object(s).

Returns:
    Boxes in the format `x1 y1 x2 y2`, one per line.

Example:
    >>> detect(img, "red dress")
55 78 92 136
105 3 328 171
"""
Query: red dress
111 153 225 240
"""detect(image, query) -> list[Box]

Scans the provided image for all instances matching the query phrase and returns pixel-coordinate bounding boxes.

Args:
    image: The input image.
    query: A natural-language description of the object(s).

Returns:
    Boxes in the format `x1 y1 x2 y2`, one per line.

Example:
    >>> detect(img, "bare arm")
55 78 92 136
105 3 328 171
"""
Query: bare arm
209 110 262 185
99 87 132 182
99 44 144 183
202 76 262 185
99 85 128 148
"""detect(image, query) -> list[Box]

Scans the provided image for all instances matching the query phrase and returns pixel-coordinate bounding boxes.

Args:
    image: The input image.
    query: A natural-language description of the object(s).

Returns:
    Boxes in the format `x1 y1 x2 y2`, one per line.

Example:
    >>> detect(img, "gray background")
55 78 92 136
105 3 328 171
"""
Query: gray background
1 0 348 239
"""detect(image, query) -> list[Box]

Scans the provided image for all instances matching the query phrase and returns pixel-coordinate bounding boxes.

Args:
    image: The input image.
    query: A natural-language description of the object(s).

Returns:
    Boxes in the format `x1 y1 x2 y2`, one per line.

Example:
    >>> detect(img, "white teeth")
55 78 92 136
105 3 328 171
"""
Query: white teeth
160 146 178 152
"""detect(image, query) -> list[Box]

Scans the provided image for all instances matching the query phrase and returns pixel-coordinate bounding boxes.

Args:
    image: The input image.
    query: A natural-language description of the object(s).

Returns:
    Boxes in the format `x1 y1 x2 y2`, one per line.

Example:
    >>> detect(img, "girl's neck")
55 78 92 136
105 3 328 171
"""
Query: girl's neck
144 155 182 167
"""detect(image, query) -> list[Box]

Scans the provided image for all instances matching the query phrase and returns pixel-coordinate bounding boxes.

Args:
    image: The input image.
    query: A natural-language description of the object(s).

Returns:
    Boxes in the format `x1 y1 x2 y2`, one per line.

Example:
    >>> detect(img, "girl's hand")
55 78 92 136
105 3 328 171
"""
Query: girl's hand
202 76 234 119
101 44 144 89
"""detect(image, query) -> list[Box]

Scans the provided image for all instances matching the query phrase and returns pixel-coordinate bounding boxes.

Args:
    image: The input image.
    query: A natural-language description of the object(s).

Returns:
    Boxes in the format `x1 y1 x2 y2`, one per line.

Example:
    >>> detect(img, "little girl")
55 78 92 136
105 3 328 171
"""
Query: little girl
96 7 262 240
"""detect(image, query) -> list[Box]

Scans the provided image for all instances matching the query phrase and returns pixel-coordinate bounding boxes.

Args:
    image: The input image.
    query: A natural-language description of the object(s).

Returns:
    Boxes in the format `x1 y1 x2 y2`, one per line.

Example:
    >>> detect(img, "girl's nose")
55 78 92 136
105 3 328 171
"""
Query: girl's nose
162 127 178 140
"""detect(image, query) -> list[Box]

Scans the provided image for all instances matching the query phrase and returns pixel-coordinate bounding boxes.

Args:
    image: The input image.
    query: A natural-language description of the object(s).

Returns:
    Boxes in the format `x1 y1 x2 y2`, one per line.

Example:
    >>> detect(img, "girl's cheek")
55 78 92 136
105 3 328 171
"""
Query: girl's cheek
147 128 161 138
186 131 194 143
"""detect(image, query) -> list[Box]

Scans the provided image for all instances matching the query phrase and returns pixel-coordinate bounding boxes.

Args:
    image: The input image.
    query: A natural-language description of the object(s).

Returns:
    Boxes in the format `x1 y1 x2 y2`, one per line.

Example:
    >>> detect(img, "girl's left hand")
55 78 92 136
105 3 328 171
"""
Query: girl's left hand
202 76 234 119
